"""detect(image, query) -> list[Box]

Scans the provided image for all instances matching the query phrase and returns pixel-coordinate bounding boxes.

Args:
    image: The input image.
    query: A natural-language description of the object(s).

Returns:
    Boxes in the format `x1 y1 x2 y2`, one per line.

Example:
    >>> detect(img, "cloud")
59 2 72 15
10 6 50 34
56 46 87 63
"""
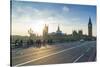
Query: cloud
14 6 40 16
13 3 71 25
62 6 69 12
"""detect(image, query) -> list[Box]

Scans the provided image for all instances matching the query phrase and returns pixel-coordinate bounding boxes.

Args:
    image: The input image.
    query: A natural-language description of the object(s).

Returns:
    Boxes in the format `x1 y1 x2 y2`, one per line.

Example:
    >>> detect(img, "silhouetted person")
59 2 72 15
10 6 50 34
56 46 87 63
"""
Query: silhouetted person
36 39 40 48
49 39 53 45
38 39 42 48
42 40 46 46
15 39 19 48
19 40 23 47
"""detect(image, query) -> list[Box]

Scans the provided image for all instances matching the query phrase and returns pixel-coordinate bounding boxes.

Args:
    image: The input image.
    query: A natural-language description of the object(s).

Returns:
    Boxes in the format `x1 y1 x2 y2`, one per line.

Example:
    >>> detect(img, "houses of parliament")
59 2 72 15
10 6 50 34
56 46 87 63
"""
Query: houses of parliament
11 17 96 49
42 17 95 41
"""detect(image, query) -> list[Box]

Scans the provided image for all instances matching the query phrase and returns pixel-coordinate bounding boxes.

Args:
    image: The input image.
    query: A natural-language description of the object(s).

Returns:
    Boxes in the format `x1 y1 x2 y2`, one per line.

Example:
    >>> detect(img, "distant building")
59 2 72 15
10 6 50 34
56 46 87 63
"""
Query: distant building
88 17 92 37
78 30 83 36
49 25 66 36
43 24 48 39
28 28 36 39
56 25 62 35
72 30 78 36
48 25 66 42
43 24 48 36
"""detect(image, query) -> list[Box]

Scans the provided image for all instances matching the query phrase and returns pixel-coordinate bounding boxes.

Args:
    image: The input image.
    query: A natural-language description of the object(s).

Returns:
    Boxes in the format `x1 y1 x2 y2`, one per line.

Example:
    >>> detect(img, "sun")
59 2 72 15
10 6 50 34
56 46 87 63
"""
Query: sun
30 19 49 36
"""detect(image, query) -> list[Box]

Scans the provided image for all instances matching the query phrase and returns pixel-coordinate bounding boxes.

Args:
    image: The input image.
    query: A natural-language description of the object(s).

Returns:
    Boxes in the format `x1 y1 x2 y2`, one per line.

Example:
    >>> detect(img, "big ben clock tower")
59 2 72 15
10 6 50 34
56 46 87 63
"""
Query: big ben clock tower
88 17 92 37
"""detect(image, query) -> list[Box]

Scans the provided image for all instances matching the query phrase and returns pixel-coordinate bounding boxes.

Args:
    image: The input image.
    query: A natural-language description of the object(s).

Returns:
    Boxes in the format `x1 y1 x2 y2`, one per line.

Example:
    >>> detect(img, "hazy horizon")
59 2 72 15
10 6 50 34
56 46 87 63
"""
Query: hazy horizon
11 1 96 36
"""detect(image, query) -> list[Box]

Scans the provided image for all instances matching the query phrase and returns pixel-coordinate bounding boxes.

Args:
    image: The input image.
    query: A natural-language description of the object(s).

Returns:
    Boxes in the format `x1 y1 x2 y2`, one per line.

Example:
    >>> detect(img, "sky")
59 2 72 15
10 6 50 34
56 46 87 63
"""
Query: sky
11 1 96 36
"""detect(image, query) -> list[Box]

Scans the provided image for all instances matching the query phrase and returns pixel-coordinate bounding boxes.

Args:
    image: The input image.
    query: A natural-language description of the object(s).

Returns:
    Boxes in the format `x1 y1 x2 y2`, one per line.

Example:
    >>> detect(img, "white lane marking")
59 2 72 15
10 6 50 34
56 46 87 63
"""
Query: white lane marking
13 45 54 58
13 47 52 59
14 42 89 67
14 46 75 67
73 54 84 63
13 45 66 59
13 45 73 59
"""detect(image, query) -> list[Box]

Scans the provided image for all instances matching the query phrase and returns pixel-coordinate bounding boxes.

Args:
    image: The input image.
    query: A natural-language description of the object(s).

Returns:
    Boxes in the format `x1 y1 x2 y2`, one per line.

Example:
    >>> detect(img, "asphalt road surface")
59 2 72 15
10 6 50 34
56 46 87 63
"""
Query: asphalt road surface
11 41 96 67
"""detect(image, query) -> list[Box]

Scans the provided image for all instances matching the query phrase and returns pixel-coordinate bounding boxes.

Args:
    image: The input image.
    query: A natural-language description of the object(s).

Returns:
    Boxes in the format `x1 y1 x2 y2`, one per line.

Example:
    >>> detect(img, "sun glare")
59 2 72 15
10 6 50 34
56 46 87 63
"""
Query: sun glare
31 20 49 36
